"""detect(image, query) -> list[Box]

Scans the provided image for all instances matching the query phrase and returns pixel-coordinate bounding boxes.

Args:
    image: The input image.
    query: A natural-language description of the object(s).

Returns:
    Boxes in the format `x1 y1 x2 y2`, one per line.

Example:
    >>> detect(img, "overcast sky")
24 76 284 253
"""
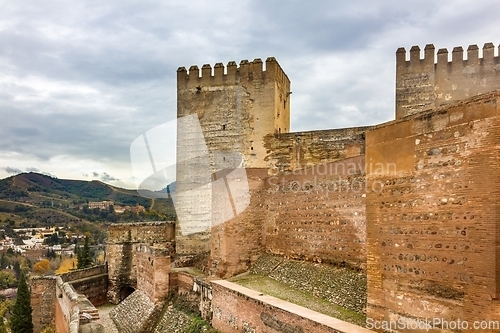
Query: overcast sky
1 0 499 189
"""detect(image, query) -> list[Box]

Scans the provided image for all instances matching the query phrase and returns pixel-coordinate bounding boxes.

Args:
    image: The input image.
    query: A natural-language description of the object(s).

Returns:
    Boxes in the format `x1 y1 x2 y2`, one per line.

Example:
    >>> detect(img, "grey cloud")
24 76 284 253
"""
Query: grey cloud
101 172 119 182
26 167 40 172
1 0 500 181
93 172 99 177
4 167 22 174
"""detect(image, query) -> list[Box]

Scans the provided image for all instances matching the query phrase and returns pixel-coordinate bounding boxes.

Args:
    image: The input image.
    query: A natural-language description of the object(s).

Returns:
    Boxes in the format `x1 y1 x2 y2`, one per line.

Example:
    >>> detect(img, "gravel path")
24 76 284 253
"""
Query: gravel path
97 303 119 333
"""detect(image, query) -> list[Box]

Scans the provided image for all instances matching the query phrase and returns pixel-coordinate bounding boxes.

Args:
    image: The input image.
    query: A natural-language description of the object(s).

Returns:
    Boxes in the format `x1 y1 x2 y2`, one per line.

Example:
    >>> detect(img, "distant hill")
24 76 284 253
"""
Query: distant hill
0 172 176 229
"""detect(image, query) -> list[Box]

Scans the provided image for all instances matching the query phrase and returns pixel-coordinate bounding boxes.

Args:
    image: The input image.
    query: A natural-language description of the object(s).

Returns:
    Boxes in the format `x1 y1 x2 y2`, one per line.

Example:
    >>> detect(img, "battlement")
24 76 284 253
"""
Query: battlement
397 43 500 71
177 57 290 88
396 42 500 119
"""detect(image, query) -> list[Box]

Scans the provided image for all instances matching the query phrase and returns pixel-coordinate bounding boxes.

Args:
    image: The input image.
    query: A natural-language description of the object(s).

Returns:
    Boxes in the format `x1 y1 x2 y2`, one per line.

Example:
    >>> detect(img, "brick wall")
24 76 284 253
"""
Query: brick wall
59 265 108 306
106 222 175 304
264 156 366 269
136 244 172 303
211 280 373 333
210 168 269 278
31 277 57 333
366 91 500 325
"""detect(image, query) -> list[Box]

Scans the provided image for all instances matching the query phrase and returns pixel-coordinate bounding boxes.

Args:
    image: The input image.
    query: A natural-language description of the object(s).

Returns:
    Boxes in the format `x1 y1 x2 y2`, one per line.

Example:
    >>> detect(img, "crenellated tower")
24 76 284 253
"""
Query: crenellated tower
175 57 291 257
396 42 500 119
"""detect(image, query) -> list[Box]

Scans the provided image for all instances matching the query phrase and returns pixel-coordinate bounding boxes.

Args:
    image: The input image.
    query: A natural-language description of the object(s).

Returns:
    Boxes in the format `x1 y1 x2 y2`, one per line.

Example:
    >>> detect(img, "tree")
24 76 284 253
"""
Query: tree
77 237 93 269
0 254 8 269
0 317 7 333
0 271 16 289
10 273 33 333
12 261 21 280
33 259 51 275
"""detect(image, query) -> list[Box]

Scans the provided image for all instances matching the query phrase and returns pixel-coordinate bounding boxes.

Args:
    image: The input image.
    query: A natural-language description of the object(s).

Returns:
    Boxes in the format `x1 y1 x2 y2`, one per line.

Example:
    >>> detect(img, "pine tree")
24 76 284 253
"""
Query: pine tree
77 237 93 269
10 273 33 333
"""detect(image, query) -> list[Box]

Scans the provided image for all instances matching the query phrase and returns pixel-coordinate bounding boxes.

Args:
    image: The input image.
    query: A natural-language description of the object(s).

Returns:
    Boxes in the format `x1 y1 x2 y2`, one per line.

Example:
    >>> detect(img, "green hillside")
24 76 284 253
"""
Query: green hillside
0 172 176 229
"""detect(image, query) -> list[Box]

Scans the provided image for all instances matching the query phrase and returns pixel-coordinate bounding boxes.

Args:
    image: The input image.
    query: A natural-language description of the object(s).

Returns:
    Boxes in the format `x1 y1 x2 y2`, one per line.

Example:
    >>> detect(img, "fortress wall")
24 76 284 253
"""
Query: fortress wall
264 127 369 173
31 276 57 333
54 277 81 333
59 265 107 283
211 280 372 333
106 222 175 304
366 91 500 325
396 43 500 119
264 155 367 270
176 58 290 257
58 265 108 306
67 272 108 307
136 244 172 303
261 128 368 270
210 168 269 278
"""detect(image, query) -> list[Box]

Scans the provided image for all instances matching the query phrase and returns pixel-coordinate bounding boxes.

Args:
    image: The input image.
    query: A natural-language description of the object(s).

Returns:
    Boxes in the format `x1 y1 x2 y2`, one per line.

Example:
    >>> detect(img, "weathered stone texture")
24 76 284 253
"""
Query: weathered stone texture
109 290 156 333
106 222 175 304
31 277 57 333
59 265 108 306
367 92 500 325
264 127 369 173
396 43 500 118
264 156 367 269
210 169 269 278
211 280 373 333
136 245 172 303
176 58 290 257
250 254 367 313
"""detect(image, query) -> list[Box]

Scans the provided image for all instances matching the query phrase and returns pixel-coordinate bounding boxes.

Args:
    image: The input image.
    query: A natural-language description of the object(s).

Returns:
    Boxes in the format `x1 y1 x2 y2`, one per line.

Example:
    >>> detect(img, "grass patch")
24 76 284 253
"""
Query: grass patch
229 273 366 327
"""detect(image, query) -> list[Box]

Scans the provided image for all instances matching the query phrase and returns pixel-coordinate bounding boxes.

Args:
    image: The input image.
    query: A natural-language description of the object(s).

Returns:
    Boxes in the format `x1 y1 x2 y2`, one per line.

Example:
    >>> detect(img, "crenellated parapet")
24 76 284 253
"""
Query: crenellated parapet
177 57 289 89
396 42 500 119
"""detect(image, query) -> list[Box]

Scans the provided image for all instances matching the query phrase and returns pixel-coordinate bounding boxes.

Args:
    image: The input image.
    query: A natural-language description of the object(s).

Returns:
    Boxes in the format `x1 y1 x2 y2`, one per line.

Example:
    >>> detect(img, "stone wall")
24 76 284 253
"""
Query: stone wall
210 168 269 278
250 254 366 314
211 280 373 333
136 244 172 303
106 222 175 304
264 155 367 269
59 265 107 283
32 276 103 333
264 127 369 173
59 265 108 306
209 128 369 278
31 276 57 333
169 270 213 321
176 58 290 257
396 43 500 119
109 290 158 333
366 91 500 326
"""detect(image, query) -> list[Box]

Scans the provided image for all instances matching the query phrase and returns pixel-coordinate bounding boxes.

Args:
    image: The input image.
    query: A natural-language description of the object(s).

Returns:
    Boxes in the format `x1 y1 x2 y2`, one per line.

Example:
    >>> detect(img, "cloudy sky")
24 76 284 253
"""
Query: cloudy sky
1 0 498 189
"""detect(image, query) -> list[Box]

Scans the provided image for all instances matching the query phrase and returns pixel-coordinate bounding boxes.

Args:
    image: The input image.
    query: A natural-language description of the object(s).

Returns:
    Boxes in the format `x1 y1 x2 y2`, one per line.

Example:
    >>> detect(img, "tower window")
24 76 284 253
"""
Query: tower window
222 124 226 130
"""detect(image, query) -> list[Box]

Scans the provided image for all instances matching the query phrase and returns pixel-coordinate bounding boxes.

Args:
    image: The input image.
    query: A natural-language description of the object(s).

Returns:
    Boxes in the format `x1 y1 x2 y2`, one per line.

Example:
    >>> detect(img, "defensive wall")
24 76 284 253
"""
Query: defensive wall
174 43 500 331
59 265 108 306
367 90 500 326
31 274 103 333
106 221 175 304
31 42 500 333
396 43 500 119
176 58 291 257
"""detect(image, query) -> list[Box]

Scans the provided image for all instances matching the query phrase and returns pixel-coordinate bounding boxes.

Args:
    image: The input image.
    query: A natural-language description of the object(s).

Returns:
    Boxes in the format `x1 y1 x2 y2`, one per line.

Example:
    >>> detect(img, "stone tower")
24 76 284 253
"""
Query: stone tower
396 43 500 119
175 57 291 258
